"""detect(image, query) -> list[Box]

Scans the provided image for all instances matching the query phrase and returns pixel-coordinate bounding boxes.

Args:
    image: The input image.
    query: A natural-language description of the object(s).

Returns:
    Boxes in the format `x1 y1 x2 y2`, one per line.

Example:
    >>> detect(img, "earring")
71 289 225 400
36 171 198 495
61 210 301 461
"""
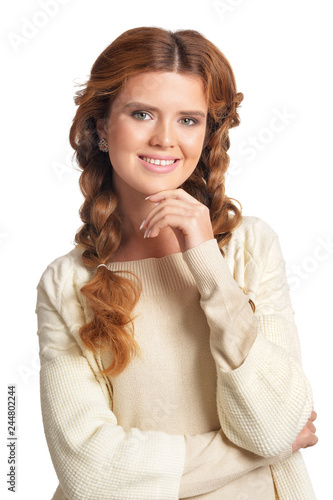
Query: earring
98 138 109 152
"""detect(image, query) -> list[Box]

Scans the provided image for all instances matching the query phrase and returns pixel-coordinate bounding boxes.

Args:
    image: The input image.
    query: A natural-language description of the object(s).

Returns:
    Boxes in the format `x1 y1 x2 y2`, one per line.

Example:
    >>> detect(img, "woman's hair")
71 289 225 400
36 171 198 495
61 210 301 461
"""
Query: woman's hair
69 26 243 376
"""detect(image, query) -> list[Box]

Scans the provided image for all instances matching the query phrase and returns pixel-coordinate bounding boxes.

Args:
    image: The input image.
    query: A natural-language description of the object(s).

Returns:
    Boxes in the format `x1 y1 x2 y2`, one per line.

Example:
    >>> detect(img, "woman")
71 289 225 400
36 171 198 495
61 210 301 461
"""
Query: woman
36 27 318 499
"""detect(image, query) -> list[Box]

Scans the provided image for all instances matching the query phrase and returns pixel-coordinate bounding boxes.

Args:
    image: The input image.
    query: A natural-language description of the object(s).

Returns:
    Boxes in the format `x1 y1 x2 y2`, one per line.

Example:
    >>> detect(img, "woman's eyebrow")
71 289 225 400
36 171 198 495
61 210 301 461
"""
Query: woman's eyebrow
122 101 206 117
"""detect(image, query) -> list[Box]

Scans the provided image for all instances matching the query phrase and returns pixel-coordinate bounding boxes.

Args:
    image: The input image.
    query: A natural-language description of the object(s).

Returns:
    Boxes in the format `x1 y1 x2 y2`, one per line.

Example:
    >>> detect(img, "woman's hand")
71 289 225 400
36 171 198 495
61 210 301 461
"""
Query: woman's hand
141 189 214 252
292 410 318 453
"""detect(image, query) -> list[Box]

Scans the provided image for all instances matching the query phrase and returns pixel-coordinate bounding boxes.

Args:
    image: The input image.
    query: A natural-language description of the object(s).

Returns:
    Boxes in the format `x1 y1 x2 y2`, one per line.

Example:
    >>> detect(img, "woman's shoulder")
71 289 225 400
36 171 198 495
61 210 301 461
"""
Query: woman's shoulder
223 215 282 290
36 246 89 298
229 215 279 256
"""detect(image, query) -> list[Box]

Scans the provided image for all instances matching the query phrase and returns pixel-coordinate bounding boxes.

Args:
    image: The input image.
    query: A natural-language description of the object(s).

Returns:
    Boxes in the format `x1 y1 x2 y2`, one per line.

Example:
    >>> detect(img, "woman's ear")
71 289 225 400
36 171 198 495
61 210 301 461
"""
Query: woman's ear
96 118 107 140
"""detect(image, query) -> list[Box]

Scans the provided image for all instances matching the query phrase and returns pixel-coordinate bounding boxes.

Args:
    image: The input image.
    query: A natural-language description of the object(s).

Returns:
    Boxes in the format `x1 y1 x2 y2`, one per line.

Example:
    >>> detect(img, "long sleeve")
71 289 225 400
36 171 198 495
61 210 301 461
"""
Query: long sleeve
36 256 185 500
182 224 313 459
179 428 291 498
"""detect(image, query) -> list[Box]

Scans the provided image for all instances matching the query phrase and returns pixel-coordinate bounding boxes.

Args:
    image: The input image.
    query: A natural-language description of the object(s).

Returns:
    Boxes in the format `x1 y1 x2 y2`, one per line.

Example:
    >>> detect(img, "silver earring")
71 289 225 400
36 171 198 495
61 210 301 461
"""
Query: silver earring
98 138 109 152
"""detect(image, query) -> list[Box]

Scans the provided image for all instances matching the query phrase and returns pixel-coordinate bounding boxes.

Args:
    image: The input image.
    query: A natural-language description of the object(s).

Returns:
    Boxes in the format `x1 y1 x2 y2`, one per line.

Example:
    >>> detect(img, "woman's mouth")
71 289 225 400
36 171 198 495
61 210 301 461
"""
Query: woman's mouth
141 156 177 166
138 156 180 173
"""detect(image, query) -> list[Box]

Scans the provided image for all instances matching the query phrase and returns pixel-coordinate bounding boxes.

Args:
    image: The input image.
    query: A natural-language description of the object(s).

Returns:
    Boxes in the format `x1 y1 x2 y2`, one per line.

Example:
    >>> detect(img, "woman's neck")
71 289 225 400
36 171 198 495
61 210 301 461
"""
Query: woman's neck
113 193 181 262
112 232 181 262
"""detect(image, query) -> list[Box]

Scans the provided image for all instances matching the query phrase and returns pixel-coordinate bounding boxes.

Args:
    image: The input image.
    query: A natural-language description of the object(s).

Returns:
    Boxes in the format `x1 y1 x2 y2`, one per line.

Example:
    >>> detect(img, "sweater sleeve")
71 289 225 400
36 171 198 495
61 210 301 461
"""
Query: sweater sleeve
179 428 291 498
182 225 313 459
36 255 185 500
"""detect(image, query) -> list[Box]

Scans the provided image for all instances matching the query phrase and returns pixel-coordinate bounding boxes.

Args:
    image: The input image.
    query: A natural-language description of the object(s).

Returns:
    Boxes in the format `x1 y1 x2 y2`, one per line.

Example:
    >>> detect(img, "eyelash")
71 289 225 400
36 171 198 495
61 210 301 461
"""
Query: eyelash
131 111 198 126
179 117 198 126
132 111 151 121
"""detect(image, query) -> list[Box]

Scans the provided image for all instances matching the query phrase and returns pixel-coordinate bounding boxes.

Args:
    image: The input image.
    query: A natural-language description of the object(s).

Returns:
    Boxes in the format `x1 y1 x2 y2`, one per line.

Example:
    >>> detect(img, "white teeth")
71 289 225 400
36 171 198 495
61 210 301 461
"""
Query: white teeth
142 156 176 166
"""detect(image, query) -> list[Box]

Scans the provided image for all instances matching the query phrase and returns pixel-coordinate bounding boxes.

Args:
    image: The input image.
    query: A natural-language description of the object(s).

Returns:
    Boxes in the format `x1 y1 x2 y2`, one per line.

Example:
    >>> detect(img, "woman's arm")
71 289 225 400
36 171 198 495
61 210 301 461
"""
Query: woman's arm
179 226 316 497
179 428 291 498
182 226 314 458
36 258 186 500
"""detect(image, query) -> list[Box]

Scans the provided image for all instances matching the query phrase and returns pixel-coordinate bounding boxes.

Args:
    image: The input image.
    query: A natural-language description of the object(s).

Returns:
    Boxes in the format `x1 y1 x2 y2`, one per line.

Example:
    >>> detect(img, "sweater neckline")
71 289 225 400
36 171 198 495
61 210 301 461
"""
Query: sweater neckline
106 250 196 295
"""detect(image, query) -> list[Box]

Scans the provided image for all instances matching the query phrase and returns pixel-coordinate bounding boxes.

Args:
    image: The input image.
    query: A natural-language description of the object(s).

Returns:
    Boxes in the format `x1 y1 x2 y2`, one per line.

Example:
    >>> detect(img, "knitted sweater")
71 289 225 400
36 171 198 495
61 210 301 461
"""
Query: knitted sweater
36 216 316 499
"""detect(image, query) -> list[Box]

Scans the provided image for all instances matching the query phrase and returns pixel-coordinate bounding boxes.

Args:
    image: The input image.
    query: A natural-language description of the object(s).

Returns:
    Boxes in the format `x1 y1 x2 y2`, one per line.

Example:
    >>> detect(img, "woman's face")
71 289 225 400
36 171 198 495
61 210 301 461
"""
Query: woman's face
97 71 208 201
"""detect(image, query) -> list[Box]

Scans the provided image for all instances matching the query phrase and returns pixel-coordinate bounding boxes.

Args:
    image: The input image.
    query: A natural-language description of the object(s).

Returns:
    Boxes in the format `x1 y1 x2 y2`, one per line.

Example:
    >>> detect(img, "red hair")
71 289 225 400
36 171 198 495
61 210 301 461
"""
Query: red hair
69 27 243 376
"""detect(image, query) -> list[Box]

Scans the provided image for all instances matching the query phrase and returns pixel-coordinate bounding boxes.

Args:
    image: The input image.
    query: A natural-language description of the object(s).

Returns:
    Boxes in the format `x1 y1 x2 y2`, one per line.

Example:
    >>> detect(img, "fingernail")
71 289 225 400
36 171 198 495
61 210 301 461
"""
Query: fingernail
144 228 149 238
145 195 152 200
139 220 145 230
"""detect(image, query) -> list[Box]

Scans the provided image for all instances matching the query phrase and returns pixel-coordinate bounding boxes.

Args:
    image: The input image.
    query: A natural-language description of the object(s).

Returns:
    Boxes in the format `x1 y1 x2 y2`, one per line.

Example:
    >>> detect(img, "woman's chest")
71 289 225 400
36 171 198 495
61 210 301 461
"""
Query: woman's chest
102 287 220 434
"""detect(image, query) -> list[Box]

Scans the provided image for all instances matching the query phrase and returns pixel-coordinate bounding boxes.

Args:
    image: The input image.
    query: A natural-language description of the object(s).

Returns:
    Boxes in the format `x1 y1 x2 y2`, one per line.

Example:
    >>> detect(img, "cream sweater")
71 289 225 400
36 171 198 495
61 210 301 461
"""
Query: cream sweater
36 216 316 499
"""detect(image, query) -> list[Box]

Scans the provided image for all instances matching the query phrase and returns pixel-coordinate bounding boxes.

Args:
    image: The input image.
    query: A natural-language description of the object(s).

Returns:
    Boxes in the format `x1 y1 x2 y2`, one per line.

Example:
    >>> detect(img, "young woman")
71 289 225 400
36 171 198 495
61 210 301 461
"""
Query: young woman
36 27 318 499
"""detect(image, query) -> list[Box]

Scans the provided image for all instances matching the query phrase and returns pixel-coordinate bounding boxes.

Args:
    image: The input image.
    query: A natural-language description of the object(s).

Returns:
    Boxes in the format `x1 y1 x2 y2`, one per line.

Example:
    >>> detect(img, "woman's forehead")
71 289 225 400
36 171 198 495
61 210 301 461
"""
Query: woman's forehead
113 71 208 110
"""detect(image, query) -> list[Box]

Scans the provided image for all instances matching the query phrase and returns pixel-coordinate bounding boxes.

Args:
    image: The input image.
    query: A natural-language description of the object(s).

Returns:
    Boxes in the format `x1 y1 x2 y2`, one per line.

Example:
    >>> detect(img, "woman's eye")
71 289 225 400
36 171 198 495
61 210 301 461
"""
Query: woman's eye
180 117 197 126
132 111 151 121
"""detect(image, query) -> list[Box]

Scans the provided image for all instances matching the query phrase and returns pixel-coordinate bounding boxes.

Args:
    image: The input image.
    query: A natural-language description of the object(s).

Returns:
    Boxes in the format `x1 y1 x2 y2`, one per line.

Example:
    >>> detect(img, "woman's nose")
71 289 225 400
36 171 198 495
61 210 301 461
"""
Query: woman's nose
149 120 176 148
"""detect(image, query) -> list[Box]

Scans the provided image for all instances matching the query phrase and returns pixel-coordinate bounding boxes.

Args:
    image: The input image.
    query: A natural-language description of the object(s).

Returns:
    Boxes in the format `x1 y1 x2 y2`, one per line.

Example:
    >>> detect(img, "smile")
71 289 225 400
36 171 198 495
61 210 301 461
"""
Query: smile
138 156 180 173
141 156 177 166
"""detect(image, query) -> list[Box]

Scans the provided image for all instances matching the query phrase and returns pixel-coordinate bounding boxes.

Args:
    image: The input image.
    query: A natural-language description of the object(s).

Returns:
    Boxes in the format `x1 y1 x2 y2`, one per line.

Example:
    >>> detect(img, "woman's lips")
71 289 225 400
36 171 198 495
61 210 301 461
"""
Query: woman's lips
138 156 180 173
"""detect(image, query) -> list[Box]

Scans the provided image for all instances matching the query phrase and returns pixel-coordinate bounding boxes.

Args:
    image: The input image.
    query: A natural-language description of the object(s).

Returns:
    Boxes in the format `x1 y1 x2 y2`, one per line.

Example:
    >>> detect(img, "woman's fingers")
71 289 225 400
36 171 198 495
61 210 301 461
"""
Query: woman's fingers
141 198 194 232
144 203 210 242
145 188 201 205
145 212 194 239
141 189 214 251
307 420 316 434
307 410 317 434
303 424 319 449
310 410 317 422
292 410 319 453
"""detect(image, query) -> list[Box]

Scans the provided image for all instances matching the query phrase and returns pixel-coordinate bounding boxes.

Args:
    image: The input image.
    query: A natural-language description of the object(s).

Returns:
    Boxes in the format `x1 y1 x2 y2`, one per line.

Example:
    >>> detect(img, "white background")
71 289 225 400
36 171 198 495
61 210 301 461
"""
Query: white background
1 0 332 498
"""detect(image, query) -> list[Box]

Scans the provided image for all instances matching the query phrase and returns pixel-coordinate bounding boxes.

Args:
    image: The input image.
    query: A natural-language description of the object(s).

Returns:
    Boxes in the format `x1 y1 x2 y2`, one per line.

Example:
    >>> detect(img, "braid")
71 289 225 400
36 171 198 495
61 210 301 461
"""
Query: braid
73 157 141 376
183 93 243 257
